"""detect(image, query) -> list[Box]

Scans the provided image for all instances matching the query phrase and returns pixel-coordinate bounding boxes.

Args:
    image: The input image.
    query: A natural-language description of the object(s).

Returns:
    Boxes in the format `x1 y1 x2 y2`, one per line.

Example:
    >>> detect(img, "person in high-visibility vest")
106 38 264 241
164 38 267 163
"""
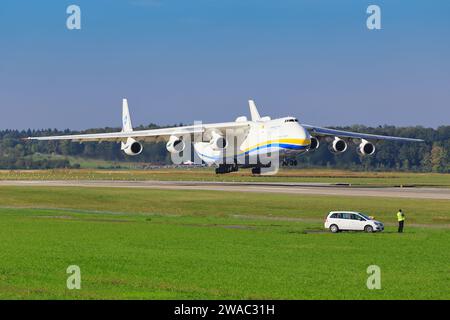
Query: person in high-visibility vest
397 209 405 233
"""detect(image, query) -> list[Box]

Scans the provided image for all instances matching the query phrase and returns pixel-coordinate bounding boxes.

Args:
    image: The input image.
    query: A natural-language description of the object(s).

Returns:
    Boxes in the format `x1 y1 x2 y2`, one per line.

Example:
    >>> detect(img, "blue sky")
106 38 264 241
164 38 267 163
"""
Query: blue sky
0 0 449 129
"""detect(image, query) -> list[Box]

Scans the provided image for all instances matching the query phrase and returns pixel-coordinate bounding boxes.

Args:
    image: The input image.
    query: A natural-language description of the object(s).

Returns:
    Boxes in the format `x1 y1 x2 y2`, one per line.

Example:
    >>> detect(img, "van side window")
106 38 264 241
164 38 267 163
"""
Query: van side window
330 213 338 218
342 213 351 219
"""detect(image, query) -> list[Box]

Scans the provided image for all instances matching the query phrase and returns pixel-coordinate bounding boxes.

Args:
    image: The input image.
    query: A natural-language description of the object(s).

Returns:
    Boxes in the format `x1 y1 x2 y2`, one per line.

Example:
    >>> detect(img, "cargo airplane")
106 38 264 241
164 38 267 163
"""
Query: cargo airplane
28 99 423 174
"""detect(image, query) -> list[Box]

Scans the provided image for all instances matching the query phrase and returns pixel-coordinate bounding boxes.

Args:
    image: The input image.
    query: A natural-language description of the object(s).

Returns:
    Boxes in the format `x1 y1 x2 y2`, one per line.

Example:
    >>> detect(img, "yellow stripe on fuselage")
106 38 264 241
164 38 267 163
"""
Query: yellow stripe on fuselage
242 138 311 152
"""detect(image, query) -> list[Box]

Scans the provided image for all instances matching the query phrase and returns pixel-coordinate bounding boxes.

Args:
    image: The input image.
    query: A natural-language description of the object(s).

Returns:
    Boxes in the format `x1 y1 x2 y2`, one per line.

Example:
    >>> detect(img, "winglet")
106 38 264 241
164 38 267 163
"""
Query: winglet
122 98 133 132
248 100 261 121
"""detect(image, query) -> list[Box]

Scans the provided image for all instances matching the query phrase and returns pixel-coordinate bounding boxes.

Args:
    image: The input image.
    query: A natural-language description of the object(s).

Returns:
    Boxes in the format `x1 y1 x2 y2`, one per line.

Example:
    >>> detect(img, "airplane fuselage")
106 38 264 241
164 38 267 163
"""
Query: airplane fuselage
194 116 311 165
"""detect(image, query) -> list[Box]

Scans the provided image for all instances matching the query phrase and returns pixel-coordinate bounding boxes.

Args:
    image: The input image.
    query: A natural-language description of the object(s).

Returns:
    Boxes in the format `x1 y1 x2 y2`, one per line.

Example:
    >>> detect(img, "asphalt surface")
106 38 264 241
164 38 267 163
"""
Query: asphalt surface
1 180 449 200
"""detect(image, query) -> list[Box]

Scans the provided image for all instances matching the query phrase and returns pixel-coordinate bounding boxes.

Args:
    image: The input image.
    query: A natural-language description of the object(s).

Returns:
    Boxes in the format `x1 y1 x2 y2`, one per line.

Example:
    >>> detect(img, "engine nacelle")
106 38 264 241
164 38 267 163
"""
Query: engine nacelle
121 138 143 156
166 135 185 154
309 136 320 150
209 132 228 151
357 139 376 156
329 137 348 154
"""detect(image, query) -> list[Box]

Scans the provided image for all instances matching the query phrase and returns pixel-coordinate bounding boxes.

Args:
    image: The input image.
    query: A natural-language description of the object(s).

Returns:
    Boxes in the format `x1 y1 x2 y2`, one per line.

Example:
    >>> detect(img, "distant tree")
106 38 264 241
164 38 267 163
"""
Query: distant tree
430 144 447 173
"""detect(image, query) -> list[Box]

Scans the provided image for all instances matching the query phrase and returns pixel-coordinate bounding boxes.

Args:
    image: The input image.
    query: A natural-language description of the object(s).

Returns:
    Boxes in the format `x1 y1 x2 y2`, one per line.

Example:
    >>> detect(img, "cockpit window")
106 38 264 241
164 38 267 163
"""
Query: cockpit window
285 118 298 123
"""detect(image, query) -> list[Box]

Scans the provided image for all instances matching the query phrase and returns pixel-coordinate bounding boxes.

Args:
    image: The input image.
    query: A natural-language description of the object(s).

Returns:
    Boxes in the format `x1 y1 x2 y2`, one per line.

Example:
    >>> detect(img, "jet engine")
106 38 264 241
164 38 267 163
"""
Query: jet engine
166 135 185 154
121 138 143 156
309 136 320 150
209 132 228 151
329 137 348 154
357 139 376 156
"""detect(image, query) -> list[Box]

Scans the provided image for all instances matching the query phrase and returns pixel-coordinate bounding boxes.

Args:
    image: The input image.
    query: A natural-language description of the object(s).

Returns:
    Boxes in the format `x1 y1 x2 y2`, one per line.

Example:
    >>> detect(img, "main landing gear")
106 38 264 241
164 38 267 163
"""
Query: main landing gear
251 167 261 175
215 164 239 174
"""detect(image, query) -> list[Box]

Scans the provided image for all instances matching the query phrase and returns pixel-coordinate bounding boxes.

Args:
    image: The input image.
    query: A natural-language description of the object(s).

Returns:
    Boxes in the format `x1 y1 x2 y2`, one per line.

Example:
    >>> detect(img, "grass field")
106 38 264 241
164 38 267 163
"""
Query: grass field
24 153 143 169
0 186 449 299
1 168 450 187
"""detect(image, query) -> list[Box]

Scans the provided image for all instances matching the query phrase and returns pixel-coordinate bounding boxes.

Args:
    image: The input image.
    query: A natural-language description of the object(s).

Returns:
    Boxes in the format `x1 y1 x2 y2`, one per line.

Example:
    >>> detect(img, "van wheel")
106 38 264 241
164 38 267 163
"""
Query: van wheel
364 225 374 233
330 224 339 233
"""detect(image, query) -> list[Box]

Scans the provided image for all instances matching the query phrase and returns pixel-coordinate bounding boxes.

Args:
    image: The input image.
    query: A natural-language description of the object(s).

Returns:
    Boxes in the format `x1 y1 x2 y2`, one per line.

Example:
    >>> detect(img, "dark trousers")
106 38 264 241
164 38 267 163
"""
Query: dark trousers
398 221 404 233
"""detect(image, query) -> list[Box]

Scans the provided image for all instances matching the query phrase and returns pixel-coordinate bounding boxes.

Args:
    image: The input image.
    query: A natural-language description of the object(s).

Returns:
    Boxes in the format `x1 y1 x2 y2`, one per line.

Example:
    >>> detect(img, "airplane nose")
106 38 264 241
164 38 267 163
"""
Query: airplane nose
299 125 311 145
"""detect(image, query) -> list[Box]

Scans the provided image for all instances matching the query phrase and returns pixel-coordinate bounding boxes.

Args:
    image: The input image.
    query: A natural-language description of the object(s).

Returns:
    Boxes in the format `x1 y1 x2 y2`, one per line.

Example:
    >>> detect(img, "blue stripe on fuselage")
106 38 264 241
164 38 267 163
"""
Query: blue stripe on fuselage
197 143 308 161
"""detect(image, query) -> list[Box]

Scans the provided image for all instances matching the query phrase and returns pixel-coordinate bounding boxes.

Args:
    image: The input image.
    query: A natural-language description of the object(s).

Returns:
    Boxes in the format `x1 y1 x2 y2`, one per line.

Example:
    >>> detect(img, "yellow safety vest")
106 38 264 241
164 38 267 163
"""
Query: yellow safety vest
397 212 405 222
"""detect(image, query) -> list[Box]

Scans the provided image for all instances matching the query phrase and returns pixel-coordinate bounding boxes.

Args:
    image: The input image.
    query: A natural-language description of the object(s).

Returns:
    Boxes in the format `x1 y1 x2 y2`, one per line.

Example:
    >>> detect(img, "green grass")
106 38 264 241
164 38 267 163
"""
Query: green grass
1 168 450 187
0 186 449 225
24 154 142 169
0 186 449 299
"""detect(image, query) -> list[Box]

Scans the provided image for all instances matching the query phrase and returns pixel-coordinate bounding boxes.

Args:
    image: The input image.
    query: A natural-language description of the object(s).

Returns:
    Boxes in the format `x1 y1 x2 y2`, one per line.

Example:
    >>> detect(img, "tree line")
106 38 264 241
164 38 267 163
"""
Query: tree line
0 124 448 172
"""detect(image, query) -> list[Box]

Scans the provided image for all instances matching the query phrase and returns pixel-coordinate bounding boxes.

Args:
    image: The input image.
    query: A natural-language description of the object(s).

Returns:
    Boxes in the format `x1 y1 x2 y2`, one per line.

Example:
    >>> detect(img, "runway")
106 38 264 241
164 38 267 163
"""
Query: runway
1 180 449 200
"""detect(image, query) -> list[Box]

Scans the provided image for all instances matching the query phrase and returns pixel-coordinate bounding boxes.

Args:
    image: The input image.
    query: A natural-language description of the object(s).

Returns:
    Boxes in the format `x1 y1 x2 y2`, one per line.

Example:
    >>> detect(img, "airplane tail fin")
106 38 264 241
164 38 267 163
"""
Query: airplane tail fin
248 100 261 121
122 98 133 132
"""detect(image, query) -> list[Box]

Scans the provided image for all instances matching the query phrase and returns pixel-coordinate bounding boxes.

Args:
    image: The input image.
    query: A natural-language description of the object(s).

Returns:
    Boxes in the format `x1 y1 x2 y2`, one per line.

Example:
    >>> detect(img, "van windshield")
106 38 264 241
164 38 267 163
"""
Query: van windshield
359 213 371 220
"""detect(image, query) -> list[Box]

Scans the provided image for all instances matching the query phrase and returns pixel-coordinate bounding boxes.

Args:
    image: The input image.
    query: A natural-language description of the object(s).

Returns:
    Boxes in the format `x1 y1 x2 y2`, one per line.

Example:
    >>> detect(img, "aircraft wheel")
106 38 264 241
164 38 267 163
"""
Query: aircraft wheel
252 167 261 175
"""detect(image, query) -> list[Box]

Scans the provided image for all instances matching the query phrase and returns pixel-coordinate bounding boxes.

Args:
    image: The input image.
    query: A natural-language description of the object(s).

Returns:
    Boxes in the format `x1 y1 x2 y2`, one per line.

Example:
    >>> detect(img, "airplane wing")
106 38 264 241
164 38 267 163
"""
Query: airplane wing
302 124 424 142
27 99 250 143
27 121 250 143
